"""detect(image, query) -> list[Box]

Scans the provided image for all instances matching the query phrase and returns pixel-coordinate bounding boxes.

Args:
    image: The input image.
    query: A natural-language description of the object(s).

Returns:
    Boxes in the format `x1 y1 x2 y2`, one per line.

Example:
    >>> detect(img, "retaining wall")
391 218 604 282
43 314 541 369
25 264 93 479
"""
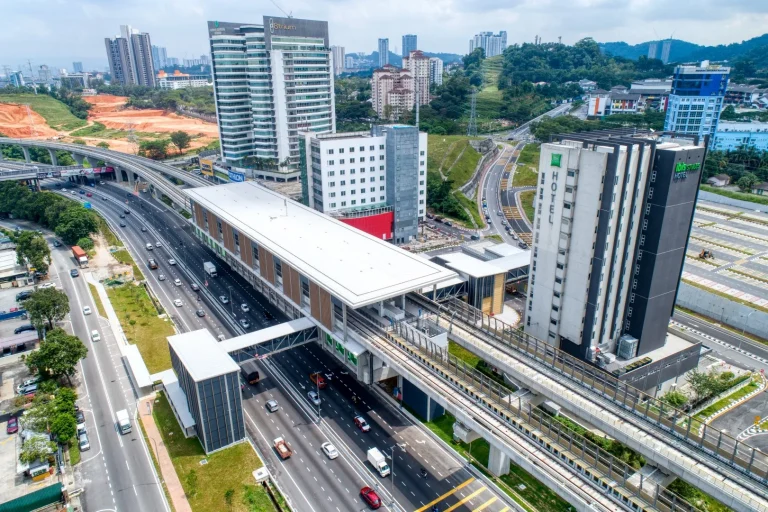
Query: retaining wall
676 282 768 340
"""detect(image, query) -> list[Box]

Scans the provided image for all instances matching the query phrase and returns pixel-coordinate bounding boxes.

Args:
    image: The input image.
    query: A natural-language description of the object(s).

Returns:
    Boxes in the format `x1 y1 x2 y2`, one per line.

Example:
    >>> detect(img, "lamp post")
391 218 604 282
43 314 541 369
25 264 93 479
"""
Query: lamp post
314 369 321 423
228 285 234 316
387 443 406 501
741 310 756 347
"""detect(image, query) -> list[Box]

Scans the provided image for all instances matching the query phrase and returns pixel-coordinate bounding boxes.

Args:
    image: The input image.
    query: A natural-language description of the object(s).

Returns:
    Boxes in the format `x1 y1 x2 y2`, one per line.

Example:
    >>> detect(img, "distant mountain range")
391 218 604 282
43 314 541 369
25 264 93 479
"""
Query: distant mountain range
599 34 768 66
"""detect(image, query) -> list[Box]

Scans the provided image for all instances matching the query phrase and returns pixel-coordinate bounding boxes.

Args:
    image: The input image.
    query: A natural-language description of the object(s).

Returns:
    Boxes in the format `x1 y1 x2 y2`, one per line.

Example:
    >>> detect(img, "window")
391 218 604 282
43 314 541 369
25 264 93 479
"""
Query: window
340 170 346 175
252 241 260 269
340 159 345 164
350 179 356 184
420 170 424 175
379 155 385 160
360 146 365 152
382 196 386 201
341 201 346 206
217 221 223 239
379 144 384 150
300 274 310 307
350 169 355 174
370 166 375 172
379 176 385 181
419 190 424 195
380 186 385 191
329 192 336 198
349 147 355 152
350 158 355 163
274 256 283 286
418 199 423 204
329 202 336 208
329 181 335 187
351 200 356 205
361 198 366 204
369 145 374 150
350 189 356 195
370 187 375 192
420 161 425 166
328 160 334 165
419 180 424 185
420 150 425 156
328 170 335 176
340 180 346 186
369 156 375 161
328 149 334 154
339 148 344 153
361 178 366 183
233 231 240 251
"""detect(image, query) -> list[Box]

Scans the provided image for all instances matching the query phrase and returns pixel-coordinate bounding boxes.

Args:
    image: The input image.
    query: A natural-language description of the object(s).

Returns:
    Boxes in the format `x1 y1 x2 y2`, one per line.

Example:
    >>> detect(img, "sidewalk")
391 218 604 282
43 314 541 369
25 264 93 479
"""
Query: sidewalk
139 396 192 512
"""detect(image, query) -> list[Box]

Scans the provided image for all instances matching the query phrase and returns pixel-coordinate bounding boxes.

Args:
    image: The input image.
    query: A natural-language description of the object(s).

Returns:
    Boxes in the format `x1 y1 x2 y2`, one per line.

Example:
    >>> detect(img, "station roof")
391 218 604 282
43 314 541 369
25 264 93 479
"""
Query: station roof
168 330 240 382
438 252 503 278
185 182 457 308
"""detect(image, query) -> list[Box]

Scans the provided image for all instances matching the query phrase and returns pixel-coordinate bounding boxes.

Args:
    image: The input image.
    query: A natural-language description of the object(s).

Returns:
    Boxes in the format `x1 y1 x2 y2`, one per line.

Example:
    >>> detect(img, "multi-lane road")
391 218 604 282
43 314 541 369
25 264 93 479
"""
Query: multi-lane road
50 180 516 512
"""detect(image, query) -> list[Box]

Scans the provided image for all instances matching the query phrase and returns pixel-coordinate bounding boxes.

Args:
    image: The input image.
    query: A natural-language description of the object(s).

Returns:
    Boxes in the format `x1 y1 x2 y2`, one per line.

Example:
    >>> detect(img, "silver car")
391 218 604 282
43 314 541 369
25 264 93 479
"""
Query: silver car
265 399 279 413
321 442 339 459
308 390 321 406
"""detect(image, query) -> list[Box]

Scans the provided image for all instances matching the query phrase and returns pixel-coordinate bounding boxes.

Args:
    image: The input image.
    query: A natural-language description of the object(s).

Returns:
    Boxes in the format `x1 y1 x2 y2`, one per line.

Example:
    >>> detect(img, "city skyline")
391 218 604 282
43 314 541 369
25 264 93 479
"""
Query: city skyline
3 0 768 70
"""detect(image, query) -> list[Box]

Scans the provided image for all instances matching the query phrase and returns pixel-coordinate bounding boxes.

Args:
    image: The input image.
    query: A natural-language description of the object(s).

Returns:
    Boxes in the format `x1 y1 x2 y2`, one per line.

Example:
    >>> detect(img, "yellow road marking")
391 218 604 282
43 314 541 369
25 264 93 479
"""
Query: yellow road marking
444 487 488 512
499 507 510 512
415 477 476 512
472 496 498 511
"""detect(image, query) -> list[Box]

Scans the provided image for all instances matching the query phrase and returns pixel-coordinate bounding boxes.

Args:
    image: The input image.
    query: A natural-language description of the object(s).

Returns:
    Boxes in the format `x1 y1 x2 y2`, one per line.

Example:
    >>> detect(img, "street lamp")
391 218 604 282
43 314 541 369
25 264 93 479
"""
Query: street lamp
314 369 321 423
741 310 756 346
387 443 406 501
228 285 234 316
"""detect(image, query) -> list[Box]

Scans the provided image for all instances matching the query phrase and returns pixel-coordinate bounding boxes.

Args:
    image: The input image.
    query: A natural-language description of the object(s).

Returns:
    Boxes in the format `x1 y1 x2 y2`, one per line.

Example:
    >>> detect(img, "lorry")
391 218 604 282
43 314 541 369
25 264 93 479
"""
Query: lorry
72 246 88 267
116 409 132 434
367 447 390 477
240 360 260 385
273 437 292 459
204 261 217 277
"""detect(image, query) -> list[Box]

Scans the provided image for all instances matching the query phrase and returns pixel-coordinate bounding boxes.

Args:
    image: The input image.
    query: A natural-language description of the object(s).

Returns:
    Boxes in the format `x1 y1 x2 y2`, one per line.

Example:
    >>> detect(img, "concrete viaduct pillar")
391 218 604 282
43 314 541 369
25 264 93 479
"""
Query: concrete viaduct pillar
127 171 135 187
114 167 124 183
488 445 510 476
22 147 31 163
71 153 85 166
47 149 58 166
86 156 99 168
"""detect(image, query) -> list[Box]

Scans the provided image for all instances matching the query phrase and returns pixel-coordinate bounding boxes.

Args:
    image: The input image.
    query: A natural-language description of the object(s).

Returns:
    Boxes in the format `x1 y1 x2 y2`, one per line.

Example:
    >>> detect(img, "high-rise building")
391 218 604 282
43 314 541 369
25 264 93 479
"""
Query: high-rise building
9 71 24 88
429 57 443 86
647 42 658 60
372 65 414 119
151 45 168 69
469 31 507 57
105 24 155 86
38 65 51 83
331 46 345 76
402 51 430 105
664 62 730 143
167 57 180 67
300 125 427 243
73 62 84 73
525 130 707 368
207 17 335 177
378 38 389 67
660 40 672 64
402 34 417 58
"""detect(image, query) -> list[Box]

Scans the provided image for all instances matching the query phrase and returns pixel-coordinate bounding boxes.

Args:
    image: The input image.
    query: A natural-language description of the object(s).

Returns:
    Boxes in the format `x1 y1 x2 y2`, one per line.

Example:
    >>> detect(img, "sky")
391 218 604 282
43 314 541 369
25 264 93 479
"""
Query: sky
2 0 768 72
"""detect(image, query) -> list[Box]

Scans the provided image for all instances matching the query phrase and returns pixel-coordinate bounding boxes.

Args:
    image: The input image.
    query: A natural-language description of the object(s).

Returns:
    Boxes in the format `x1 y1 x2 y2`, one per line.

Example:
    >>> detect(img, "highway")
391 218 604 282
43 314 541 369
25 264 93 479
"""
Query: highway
51 180 516 512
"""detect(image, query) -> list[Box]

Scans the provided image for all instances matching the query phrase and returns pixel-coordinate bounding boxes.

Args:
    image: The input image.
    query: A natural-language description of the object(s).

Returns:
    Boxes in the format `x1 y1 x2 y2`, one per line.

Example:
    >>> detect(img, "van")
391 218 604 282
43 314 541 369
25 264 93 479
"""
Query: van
146 243 154 251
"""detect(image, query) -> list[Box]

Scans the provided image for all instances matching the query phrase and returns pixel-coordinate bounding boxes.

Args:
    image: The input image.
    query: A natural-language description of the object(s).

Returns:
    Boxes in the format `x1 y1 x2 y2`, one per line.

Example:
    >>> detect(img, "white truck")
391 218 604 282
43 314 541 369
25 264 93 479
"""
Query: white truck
367 447 390 477
204 261 217 278
116 409 132 434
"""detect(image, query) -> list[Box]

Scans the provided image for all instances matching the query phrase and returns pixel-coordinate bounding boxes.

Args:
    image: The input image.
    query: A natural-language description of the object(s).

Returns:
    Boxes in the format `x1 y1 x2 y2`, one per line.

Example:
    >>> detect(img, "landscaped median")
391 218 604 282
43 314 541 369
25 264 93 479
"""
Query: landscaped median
694 374 764 425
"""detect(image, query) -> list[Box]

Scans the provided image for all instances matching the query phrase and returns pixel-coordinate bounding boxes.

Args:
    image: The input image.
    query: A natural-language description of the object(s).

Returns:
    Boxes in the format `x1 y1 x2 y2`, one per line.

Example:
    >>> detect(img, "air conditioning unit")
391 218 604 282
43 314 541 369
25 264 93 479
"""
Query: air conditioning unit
602 353 617 365
617 334 639 360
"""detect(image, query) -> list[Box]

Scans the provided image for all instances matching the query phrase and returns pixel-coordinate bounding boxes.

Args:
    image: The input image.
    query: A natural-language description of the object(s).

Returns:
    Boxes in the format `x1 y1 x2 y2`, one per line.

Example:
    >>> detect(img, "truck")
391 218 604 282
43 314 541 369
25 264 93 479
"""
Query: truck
273 437 292 459
116 409 132 434
204 261 217 277
72 246 88 267
240 360 260 385
367 447 390 477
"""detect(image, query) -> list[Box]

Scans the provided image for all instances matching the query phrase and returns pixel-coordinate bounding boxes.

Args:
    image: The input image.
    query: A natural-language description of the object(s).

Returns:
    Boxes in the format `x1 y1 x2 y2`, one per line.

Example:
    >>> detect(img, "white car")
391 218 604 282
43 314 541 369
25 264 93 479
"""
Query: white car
83 306 92 315
173 299 183 307
158 274 166 281
146 243 154 251
155 242 162 248
240 303 249 313
39 282 56 289
174 278 182 286
321 442 339 459
91 330 101 342
168 259 177 266
308 390 321 406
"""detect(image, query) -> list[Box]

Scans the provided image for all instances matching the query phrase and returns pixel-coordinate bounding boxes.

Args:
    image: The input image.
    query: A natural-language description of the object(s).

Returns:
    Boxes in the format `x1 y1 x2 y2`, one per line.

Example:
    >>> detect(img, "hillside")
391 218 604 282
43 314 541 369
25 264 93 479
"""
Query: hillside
0 93 87 133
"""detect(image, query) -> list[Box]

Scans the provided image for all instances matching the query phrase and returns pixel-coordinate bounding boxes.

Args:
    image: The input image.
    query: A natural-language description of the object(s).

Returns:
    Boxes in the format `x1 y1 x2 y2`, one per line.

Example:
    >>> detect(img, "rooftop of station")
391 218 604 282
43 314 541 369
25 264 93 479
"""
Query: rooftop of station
184 182 457 308
168 330 241 381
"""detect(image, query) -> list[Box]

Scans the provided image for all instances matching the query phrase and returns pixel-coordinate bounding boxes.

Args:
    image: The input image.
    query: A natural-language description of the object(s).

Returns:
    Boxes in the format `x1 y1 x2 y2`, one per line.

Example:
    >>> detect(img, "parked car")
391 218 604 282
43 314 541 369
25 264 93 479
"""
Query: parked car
6 417 19 434
18 383 38 395
16 376 41 393
78 433 90 451
76 410 86 435
14 325 36 335
265 399 279 413
354 415 371 432
360 487 381 509
16 291 32 301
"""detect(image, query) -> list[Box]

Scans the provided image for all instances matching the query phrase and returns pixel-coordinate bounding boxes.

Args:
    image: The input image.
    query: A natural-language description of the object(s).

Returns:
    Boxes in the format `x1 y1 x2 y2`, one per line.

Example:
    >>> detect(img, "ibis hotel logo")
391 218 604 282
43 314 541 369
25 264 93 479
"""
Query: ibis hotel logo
269 18 297 33
674 161 700 180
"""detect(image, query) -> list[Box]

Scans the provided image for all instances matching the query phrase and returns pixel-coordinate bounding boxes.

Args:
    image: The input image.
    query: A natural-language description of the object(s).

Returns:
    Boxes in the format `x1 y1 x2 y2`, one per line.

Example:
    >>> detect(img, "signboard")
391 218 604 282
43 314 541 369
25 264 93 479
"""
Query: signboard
262 16 329 49
673 162 701 180
551 153 562 167
228 170 245 183
36 171 61 179
200 158 214 176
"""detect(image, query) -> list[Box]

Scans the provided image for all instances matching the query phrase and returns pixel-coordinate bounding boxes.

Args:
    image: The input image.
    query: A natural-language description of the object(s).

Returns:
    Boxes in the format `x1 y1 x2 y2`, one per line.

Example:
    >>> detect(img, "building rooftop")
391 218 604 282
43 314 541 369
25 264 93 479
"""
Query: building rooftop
185 182 457 308
437 252 504 278
168 330 240 381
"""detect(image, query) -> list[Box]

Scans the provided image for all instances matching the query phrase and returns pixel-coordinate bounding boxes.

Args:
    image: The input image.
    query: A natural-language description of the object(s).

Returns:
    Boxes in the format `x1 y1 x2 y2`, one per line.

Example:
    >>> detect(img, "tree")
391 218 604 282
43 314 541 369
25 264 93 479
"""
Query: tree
737 172 759 192
96 141 110 149
660 390 688 409
139 139 171 160
76 237 94 251
15 231 51 274
25 288 70 329
50 413 77 441
54 206 98 245
19 435 56 464
686 369 712 404
72 139 87 145
24 328 87 385
169 131 192 154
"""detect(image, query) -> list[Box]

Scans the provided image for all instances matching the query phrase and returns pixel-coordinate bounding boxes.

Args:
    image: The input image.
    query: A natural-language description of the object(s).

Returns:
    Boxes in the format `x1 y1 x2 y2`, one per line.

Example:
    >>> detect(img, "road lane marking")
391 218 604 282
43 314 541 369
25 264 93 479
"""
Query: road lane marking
471 496 497 511
414 477 475 512
444 487 487 512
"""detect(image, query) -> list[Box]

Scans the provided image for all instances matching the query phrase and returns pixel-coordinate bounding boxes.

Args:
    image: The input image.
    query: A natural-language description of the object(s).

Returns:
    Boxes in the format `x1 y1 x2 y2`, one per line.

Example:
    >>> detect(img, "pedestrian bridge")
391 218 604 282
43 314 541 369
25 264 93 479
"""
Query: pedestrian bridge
222 317 318 360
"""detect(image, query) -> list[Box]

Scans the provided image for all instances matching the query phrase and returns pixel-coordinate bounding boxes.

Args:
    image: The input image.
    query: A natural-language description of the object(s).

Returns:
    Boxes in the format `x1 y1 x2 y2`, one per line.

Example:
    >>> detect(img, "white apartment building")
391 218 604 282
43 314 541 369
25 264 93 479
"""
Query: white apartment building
469 31 507 57
402 51 430 105
429 57 444 86
331 45 345 76
207 17 335 178
372 65 414 119
156 70 211 90
664 62 730 143
301 125 427 243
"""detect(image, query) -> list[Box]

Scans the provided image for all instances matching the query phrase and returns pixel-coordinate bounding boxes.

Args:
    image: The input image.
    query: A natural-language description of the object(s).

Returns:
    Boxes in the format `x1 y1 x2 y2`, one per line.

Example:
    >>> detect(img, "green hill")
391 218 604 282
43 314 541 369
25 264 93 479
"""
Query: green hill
0 93 87 131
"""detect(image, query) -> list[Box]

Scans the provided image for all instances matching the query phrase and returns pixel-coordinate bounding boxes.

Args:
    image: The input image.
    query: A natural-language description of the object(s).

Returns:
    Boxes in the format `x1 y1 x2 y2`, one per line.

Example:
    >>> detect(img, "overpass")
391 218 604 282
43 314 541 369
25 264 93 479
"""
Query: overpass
0 138 213 210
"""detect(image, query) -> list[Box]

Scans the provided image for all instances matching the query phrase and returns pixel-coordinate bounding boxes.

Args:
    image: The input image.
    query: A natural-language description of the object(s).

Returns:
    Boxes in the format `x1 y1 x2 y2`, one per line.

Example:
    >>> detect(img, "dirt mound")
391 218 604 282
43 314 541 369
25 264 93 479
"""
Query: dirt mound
0 103 60 138
84 94 127 114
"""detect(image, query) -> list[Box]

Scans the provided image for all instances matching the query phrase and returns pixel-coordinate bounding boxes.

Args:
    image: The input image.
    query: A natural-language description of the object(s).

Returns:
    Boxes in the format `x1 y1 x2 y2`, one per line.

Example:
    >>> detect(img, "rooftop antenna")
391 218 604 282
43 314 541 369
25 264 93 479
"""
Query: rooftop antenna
270 0 293 18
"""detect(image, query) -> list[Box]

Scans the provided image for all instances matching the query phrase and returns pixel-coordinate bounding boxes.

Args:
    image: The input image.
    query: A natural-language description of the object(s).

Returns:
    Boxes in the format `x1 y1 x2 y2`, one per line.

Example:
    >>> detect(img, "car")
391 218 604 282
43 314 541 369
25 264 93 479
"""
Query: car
501 220 508 226
119 214 125 219
174 299 183 307
101 196 107 201
155 242 162 248
86 192 92 197
18 383 38 395
14 325 36 335
91 330 101 342
148 258 158 269
518 242 528 249
190 283 200 292
470 234 480 240
70 268 80 277
99 181 105 185
240 303 249 313
360 486 381 509
321 442 338 459
124 209 130 215
53 239 62 247
174 278 182 286
239 318 251 329
75 410 86 434
158 274 166 281
79 190 85 195
512 233 519 240
16 376 41 393
39 282 56 289
265 399 279 413
119 222 126 227
6 417 18 434
497 211 503 216
16 291 32 302
444 221 452 227
309 372 327 389
83 306 92 315
308 390 321 406
354 415 371 432
78 433 90 451
219 295 229 304
146 243 154 251
168 259 177 265
141 227 147 232
195 309 205 317
70 190 76 195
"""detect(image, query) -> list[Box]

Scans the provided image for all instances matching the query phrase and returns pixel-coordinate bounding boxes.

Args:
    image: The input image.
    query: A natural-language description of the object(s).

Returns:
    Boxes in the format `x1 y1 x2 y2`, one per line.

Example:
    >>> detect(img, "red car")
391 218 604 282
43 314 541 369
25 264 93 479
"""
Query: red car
6 417 18 434
360 486 381 509
86 193 93 197
354 415 371 432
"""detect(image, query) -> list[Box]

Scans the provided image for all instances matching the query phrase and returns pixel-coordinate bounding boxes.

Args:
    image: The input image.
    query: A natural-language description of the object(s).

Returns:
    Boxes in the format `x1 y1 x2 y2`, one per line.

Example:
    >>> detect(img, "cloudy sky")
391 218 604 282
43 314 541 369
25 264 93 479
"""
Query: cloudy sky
3 0 768 72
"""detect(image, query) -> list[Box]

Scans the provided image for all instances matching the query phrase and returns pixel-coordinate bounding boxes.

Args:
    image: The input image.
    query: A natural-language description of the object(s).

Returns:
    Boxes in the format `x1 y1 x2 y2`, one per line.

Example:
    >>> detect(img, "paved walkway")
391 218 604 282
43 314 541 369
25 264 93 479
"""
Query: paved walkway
139 396 192 512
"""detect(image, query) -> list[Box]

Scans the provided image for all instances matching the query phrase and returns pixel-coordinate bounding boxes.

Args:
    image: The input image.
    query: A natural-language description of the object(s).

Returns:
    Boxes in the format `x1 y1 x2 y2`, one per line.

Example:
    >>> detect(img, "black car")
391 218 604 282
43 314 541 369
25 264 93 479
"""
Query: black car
119 222 126 227
14 325 36 335
53 239 62 247
119 214 125 219
70 269 79 277
16 291 32 302
124 209 130 215
195 309 206 317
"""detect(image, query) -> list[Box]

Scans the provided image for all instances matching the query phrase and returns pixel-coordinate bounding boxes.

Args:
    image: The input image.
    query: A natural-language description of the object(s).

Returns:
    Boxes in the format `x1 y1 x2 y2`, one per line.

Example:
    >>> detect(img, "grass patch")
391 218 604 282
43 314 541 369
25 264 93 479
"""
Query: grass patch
454 191 484 228
138 411 176 512
69 122 107 137
667 478 732 512
152 392 274 512
695 379 759 420
95 213 122 247
0 93 87 131
69 438 80 466
487 234 504 242
180 209 192 219
449 341 514 391
520 190 536 222
513 143 541 187
112 249 145 281
700 184 768 207
436 139 482 189
87 283 107 318
106 284 174 373
427 135 480 177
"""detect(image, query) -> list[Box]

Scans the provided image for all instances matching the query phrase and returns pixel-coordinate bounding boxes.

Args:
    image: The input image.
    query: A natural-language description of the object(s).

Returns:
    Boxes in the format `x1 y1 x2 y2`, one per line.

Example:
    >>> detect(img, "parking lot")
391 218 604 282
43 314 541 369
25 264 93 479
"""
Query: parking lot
683 200 768 308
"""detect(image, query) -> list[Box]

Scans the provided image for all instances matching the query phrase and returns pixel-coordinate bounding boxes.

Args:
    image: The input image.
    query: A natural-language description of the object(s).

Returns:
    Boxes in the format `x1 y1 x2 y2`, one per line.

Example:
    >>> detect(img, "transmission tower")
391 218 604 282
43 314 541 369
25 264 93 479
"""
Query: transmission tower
467 87 477 137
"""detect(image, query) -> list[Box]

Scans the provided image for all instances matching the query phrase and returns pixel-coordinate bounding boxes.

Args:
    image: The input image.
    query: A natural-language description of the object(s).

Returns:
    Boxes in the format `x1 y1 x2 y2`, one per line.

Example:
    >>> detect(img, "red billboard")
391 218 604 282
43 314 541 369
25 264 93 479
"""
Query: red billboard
339 211 394 240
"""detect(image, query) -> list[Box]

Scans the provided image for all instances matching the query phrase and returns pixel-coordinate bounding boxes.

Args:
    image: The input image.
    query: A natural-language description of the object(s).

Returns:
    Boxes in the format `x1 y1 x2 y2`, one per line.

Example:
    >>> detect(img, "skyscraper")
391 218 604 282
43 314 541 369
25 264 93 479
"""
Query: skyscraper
660 40 672 64
429 57 443 86
105 37 136 85
402 34 417 58
402 51 430 105
468 31 507 57
152 45 168 69
378 38 389 68
664 63 730 142
525 130 707 367
73 62 84 73
647 41 658 60
207 17 335 177
130 32 156 87
105 24 155 86
331 45 345 76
